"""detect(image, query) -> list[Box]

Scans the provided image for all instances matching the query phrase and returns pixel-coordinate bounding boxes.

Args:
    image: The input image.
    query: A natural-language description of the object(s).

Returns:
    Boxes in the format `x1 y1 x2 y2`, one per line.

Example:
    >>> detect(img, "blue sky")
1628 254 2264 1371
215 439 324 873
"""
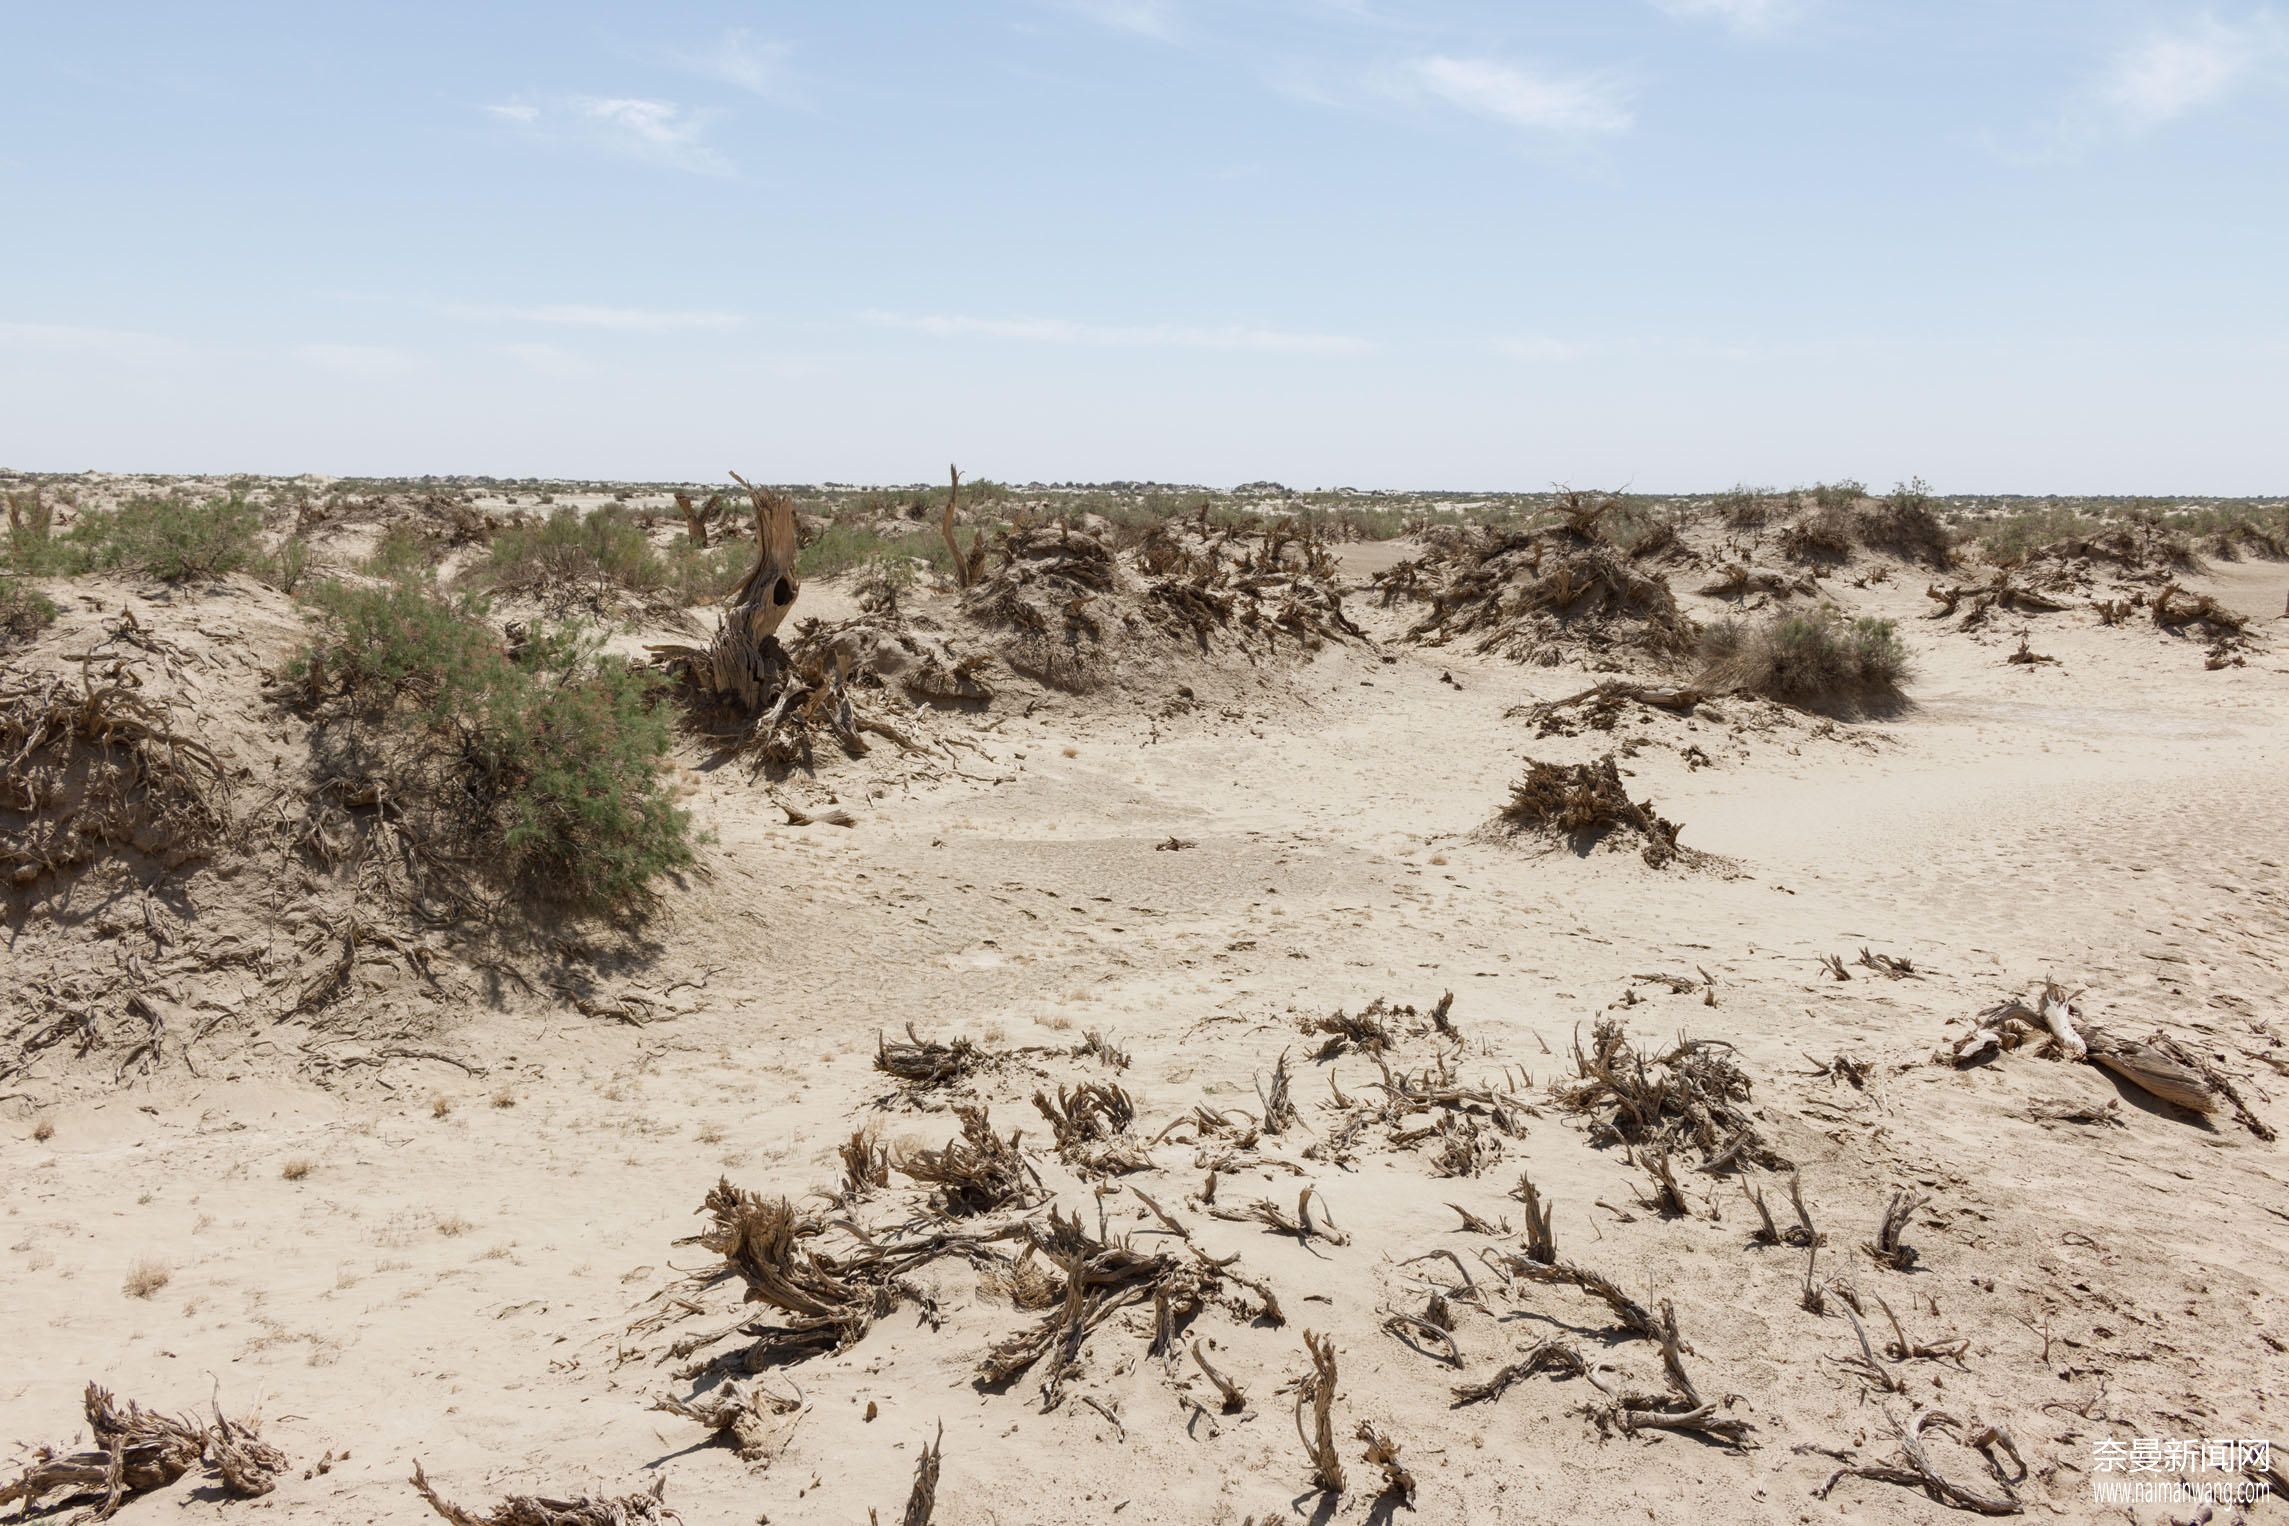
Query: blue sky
3 1 2284 490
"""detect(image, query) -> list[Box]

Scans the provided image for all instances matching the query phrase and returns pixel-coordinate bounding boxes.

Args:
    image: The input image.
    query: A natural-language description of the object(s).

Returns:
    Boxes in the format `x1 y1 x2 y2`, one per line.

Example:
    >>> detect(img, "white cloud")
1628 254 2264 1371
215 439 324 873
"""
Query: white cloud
447 303 744 333
2098 15 2275 130
1394 55 1632 135
862 310 1371 355
482 95 730 175
296 343 418 377
1057 0 1180 41
1650 0 1802 34
670 29 796 99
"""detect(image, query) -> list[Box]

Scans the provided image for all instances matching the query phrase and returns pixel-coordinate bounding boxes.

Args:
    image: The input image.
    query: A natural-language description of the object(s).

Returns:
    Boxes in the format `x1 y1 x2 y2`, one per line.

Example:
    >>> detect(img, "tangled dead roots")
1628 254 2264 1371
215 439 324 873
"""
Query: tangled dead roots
2 652 229 885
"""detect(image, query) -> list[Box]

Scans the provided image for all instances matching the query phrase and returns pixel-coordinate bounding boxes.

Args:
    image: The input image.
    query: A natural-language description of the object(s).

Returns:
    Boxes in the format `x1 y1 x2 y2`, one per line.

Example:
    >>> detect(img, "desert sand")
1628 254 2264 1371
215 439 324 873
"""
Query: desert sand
4 480 2284 1524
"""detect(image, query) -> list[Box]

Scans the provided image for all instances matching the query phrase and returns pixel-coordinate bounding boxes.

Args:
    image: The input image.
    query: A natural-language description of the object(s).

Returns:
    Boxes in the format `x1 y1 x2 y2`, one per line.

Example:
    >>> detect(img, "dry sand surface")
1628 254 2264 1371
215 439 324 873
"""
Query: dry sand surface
5 493 2287 1525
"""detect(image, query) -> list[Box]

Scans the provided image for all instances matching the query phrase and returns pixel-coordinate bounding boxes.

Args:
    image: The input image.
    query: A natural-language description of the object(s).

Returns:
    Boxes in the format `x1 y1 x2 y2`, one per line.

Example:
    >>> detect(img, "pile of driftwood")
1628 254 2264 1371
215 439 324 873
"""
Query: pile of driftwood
1373 495 1696 667
1946 980 2274 1140
1495 754 1685 867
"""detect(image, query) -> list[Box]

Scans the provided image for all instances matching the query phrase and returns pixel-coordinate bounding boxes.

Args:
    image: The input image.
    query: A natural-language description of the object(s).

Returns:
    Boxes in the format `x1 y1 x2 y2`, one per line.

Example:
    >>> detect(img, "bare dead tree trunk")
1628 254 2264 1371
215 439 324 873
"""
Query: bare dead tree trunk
674 491 710 548
939 465 986 590
696 473 802 708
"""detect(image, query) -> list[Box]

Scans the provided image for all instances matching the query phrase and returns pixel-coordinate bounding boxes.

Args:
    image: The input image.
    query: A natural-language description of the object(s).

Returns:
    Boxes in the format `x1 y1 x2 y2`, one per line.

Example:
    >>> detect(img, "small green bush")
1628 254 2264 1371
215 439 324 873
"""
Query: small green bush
264 535 312 594
471 505 668 611
363 523 440 583
1778 503 1859 565
77 493 264 581
291 579 693 911
799 522 952 580
1810 480 1867 513
1976 505 2100 564
663 540 751 606
1 577 57 644
1713 486 1774 530
1699 605 1910 714
1856 479 1954 568
5 490 86 577
289 577 504 709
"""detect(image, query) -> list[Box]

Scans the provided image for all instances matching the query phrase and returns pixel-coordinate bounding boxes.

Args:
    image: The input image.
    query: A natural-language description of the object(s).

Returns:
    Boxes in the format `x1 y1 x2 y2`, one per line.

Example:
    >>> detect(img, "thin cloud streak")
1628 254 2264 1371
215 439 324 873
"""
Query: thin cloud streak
863 310 1372 355
482 95 731 175
1650 0 1805 34
668 29 797 100
2099 14 2275 130
1055 0 1182 41
1390 55 1632 134
446 303 744 333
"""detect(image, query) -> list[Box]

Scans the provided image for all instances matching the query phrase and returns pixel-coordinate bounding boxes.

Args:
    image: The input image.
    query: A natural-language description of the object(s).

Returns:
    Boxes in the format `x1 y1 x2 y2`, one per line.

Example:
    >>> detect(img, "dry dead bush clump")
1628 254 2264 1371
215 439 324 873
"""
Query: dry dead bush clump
2012 515 2200 588
2 1383 289 1518
1776 502 1860 566
1495 754 1684 867
1131 512 1363 654
960 523 1121 692
1558 1018 1789 1172
960 511 1363 693
1377 492 1696 668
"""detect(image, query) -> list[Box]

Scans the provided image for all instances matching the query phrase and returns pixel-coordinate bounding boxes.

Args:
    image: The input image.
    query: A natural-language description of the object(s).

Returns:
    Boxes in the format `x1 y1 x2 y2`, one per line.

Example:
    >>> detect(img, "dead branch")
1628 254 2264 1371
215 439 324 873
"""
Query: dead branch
1813 1407 2026 1515
1295 1331 1345 1495
411 1461 678 1526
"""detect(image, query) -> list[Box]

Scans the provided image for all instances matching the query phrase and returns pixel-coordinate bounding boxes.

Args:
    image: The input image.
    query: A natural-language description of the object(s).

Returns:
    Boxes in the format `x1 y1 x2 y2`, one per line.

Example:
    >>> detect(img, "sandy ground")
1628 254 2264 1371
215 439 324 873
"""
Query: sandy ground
5 539 2287 1524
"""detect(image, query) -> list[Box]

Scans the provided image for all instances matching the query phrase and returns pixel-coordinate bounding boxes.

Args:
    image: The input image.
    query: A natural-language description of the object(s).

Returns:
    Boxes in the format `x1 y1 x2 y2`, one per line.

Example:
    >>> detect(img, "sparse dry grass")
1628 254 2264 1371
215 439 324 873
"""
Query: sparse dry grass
123 1259 172 1298
281 1157 314 1181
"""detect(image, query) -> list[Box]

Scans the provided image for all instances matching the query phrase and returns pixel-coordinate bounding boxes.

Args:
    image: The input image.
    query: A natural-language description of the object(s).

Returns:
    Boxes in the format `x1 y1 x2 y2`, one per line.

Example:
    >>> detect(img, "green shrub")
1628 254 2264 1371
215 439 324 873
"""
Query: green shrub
471 505 668 611
799 521 952 580
1 577 57 644
76 493 264 581
1810 480 1866 512
264 535 312 594
1856 478 1954 568
1698 605 1910 714
363 523 440 583
289 577 505 709
663 540 751 606
5 490 86 577
290 579 693 911
1713 486 1774 530
1777 503 1859 564
1976 505 2100 564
